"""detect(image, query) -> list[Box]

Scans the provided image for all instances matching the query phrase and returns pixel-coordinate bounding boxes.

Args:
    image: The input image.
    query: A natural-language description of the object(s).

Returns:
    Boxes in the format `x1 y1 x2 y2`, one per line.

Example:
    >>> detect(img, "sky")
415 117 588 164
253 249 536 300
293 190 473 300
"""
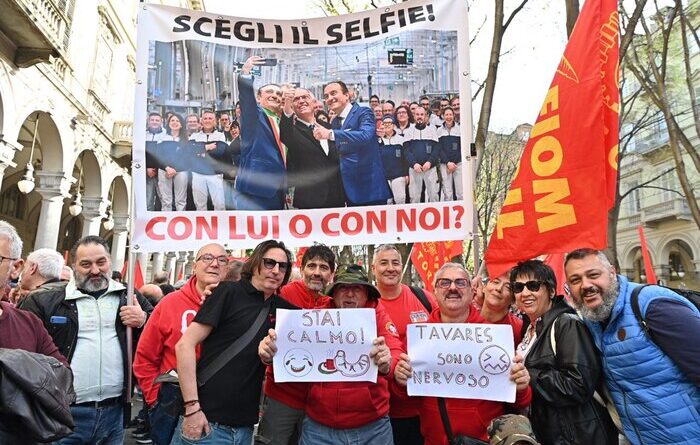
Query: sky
202 0 569 132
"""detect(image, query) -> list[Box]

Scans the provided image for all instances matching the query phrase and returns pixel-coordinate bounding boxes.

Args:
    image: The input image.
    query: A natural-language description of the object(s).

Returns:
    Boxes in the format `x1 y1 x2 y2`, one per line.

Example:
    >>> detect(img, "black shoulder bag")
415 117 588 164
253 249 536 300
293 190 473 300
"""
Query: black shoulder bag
437 398 489 445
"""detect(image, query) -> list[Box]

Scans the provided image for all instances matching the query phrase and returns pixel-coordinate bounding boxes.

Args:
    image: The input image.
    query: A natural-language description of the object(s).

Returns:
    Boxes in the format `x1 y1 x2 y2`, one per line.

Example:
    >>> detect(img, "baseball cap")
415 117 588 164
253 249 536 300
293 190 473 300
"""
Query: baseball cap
324 264 381 300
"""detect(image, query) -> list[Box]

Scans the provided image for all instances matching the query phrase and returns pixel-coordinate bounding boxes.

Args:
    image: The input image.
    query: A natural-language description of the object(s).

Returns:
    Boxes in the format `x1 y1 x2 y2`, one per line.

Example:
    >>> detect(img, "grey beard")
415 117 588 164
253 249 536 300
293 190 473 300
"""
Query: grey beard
576 279 619 322
78 274 109 293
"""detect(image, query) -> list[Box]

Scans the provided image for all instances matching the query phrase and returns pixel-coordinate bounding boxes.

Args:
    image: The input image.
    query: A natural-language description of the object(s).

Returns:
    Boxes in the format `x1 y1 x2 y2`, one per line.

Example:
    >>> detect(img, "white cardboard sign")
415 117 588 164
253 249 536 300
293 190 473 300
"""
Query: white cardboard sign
273 308 378 383
407 323 515 402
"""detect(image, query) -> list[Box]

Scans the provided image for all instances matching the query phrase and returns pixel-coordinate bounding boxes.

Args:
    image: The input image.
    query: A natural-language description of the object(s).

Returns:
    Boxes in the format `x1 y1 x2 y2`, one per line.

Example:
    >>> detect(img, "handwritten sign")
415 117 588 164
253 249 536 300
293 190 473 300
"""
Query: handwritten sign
273 308 378 383
406 323 515 402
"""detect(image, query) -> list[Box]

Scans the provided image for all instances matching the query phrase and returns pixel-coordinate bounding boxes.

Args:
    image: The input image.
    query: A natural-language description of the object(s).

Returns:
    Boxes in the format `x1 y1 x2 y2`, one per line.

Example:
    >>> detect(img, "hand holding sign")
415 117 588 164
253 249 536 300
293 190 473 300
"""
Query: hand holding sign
370 336 391 376
510 354 530 392
394 352 412 386
258 328 278 365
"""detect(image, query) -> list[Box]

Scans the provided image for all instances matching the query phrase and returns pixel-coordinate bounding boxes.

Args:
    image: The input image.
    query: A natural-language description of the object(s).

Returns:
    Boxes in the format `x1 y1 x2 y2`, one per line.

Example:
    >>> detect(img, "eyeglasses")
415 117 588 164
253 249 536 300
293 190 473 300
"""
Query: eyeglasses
436 278 469 289
197 254 229 265
511 280 544 294
262 258 290 272
0 255 17 263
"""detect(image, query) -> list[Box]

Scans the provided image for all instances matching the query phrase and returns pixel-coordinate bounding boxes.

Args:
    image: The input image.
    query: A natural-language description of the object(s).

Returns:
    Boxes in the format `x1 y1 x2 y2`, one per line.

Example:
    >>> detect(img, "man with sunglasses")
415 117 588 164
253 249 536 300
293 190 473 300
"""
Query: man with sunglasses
234 56 287 210
134 243 228 445
173 240 298 445
394 263 532 444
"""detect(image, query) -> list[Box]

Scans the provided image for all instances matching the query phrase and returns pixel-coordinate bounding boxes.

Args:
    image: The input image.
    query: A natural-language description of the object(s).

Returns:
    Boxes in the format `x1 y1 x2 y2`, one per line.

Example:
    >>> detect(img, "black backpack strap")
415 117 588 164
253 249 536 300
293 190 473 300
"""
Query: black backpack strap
437 397 455 443
410 285 433 313
630 284 651 336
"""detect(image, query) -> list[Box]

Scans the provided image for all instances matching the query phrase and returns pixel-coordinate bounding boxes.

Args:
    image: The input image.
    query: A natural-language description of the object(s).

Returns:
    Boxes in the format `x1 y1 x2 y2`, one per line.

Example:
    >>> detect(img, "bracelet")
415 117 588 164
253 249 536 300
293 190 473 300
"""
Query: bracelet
183 399 199 407
183 408 202 418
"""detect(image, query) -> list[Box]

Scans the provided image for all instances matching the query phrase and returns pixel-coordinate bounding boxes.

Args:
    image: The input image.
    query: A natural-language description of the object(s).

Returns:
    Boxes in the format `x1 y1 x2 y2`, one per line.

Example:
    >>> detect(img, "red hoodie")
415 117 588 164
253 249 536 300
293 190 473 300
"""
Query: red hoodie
416 307 532 445
134 276 203 406
263 280 331 409
305 299 403 429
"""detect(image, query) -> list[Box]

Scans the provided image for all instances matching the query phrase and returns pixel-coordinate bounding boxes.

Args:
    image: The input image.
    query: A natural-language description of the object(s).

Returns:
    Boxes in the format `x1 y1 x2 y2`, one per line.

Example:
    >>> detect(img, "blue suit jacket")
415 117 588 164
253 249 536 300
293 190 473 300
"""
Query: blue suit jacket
235 75 286 203
333 103 391 205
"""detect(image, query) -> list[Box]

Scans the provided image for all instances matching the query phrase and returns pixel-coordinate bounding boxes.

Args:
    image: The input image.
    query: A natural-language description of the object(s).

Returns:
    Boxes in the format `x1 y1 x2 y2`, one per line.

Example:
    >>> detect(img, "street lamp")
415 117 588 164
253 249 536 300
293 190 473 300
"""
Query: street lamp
17 113 40 194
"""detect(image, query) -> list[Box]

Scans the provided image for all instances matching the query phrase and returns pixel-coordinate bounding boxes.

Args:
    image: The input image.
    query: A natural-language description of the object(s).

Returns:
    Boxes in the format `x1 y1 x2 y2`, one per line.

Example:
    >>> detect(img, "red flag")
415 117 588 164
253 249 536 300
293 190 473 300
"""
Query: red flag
411 241 463 292
176 265 185 283
543 253 567 296
120 260 128 279
485 0 619 278
637 225 657 284
132 259 145 290
295 247 308 268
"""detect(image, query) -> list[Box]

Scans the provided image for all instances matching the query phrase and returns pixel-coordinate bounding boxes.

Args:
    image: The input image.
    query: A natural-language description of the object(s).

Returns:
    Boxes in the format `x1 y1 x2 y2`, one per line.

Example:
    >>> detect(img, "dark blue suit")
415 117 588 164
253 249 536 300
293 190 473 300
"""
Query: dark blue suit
234 75 286 210
333 103 391 206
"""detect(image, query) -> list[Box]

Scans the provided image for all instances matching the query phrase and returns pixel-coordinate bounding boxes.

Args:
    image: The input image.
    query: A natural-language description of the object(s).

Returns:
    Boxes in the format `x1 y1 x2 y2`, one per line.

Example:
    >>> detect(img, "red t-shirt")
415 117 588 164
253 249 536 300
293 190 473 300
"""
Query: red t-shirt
380 284 437 418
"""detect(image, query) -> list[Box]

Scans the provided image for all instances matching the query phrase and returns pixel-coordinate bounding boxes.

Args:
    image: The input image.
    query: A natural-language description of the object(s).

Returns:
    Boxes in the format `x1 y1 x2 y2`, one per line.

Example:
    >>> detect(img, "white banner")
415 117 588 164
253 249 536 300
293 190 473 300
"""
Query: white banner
406 323 516 402
273 308 378 383
133 0 473 251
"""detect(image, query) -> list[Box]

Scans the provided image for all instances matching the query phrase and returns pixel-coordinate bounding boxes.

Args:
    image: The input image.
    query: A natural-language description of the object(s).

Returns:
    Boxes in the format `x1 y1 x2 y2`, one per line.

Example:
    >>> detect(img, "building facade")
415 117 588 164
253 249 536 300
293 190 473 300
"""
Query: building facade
0 0 202 280
616 0 700 290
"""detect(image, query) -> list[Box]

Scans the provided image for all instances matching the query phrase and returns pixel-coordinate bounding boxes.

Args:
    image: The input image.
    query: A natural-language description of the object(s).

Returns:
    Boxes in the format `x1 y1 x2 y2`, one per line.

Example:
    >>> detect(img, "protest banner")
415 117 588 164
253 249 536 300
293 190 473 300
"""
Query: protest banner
273 308 378 383
132 0 472 251
406 323 515 402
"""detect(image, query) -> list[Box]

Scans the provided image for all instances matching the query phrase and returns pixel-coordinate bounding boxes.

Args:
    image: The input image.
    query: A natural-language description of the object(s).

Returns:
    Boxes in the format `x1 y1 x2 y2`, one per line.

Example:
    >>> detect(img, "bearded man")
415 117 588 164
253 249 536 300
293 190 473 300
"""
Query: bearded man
20 235 153 445
564 248 700 445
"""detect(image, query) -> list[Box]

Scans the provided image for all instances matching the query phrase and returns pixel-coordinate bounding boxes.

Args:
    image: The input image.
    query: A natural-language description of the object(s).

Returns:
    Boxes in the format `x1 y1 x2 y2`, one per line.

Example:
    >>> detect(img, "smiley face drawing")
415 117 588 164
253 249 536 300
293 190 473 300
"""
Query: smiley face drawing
479 345 511 375
283 348 314 377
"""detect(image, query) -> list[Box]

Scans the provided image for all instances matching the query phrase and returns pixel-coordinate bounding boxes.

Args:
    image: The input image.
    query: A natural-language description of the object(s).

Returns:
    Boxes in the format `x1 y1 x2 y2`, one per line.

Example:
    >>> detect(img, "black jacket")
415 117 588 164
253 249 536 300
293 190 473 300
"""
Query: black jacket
19 282 153 425
524 296 617 445
0 348 75 444
279 114 346 209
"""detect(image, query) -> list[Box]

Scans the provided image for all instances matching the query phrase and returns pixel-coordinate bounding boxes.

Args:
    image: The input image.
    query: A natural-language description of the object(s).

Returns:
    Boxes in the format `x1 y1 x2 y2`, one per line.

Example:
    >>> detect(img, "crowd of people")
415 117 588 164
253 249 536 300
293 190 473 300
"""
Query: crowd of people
145 56 463 212
0 217 698 445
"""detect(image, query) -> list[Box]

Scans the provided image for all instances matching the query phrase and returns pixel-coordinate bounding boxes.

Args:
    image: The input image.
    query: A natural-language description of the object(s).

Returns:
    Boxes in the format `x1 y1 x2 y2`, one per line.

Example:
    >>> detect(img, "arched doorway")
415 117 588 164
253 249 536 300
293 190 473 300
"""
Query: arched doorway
0 111 64 253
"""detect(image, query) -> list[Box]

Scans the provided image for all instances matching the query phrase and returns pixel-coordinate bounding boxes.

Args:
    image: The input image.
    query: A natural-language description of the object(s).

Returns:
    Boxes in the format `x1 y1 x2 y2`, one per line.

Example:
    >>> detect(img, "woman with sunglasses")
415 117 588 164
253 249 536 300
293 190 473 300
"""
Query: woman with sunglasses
510 260 617 445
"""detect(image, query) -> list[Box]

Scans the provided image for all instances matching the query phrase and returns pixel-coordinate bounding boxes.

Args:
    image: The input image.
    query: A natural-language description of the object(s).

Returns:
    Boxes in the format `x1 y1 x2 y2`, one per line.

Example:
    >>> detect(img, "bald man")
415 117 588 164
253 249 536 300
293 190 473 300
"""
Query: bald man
140 283 165 308
134 243 229 445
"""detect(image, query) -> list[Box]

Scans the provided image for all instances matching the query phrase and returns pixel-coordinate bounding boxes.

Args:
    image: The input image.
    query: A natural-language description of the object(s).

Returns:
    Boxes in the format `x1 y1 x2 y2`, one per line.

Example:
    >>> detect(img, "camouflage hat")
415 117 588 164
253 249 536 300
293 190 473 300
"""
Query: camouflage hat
324 264 381 300
488 414 539 445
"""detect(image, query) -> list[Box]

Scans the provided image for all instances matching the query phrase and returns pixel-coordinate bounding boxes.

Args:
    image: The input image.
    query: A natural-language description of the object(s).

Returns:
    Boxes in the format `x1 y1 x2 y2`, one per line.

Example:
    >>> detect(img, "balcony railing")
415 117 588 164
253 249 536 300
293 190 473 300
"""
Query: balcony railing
0 0 69 66
634 131 670 153
642 197 692 225
113 121 133 144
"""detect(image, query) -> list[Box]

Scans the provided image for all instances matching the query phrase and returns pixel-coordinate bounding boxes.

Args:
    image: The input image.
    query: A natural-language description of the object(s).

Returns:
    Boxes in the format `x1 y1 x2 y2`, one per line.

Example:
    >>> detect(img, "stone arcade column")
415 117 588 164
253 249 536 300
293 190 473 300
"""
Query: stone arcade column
174 251 187 283
184 251 195 277
80 197 104 237
0 139 21 189
110 214 129 273
151 252 164 282
165 251 177 283
34 171 69 250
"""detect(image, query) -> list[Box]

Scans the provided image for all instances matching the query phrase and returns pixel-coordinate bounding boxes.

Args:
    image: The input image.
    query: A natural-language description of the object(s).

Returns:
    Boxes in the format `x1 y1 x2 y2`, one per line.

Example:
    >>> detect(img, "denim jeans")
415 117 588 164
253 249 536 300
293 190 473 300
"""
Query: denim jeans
169 416 253 445
54 403 124 445
149 383 181 445
299 416 393 445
